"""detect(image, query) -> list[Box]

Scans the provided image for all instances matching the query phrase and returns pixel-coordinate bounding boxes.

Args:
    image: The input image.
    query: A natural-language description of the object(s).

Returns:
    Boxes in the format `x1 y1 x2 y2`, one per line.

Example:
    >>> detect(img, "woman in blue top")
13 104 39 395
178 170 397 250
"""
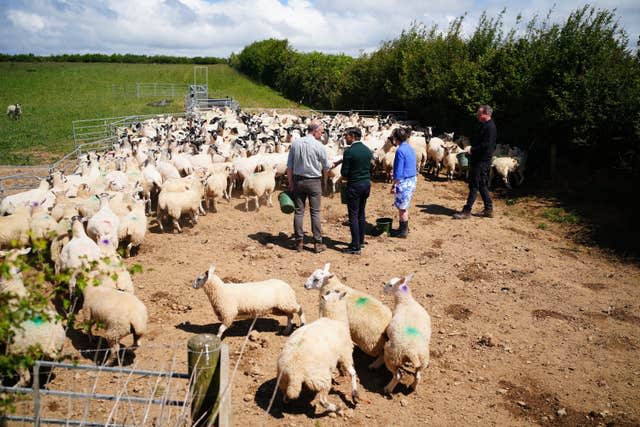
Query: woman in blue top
390 127 417 238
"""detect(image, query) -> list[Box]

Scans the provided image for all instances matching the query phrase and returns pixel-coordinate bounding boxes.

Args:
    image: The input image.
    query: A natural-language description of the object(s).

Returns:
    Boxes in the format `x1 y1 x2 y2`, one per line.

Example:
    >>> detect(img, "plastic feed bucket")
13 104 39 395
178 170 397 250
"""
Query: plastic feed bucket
278 191 295 214
376 217 393 236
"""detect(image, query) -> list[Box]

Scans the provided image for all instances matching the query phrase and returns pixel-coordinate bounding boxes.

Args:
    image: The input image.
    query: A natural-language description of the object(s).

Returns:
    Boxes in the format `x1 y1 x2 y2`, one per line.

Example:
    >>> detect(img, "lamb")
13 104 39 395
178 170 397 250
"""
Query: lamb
117 199 147 257
204 167 232 213
87 193 120 254
276 289 359 414
81 282 147 365
304 263 392 368
242 164 276 211
0 247 31 299
491 148 527 189
6 103 22 120
382 274 432 394
0 179 51 215
192 263 305 338
156 187 201 233
0 205 31 248
442 145 464 180
58 216 102 274
426 137 446 177
29 204 58 241
7 308 66 386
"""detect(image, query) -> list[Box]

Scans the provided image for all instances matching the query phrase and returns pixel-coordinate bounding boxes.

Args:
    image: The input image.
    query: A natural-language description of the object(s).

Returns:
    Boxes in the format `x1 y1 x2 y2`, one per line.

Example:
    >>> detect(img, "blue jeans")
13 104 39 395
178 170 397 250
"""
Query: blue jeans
346 181 370 249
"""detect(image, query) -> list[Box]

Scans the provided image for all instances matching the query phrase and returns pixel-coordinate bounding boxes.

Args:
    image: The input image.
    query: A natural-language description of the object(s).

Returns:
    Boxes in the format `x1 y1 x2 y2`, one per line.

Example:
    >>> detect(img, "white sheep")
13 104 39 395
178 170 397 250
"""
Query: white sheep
304 263 392 368
242 164 276 211
29 205 58 241
0 180 51 215
8 308 66 386
0 247 31 299
491 149 527 189
0 205 31 248
156 187 200 233
204 168 232 213
81 283 147 365
117 199 147 257
69 254 135 294
87 193 120 254
192 263 305 338
58 217 102 274
382 274 431 394
6 103 22 120
276 289 359 414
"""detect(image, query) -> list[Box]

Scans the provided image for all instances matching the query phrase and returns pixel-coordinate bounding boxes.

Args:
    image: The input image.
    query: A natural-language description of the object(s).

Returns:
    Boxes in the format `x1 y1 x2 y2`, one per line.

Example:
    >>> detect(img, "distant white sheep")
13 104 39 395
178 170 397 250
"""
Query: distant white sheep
242 164 276 212
192 263 305 338
6 103 21 119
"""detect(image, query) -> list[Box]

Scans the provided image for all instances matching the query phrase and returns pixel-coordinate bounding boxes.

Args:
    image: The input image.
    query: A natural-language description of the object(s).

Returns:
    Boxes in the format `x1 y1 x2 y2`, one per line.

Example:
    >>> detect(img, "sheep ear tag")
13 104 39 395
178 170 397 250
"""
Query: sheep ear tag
400 284 409 293
356 297 368 306
32 314 44 325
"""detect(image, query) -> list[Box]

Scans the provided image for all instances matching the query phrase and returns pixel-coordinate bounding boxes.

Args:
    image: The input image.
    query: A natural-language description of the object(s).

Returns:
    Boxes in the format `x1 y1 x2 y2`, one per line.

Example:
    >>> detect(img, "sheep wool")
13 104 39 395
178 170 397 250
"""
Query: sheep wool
382 274 432 395
277 289 358 414
82 283 148 365
304 263 392 365
192 263 305 338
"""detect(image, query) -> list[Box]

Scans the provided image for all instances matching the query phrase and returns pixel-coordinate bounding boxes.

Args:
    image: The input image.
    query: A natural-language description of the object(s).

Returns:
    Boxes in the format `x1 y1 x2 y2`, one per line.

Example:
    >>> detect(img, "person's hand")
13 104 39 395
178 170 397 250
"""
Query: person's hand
390 185 396 194
464 145 472 154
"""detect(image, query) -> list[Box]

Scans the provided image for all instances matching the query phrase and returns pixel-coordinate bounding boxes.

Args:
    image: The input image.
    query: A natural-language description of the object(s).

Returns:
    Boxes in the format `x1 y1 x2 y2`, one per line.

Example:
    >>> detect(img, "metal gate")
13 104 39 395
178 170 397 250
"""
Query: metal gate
0 360 190 426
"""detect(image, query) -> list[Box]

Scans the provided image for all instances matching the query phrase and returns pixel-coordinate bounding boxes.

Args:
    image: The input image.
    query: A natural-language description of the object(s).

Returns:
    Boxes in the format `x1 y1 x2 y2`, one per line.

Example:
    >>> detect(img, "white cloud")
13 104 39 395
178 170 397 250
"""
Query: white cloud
6 10 46 32
0 0 638 57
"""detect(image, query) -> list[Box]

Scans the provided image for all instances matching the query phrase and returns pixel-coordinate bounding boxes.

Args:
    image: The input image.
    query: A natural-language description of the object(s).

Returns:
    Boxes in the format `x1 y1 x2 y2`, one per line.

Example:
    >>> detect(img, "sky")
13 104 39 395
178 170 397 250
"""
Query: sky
0 0 638 58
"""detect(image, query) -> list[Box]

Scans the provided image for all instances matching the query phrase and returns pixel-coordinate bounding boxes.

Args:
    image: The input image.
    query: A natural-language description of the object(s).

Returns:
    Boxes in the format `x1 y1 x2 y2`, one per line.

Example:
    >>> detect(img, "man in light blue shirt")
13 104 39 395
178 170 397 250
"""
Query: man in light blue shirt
287 120 332 253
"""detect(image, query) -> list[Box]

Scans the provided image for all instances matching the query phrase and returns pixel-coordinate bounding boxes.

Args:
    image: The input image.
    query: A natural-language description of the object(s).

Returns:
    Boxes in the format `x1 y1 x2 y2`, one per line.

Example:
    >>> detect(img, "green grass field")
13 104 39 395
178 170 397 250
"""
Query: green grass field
0 62 300 165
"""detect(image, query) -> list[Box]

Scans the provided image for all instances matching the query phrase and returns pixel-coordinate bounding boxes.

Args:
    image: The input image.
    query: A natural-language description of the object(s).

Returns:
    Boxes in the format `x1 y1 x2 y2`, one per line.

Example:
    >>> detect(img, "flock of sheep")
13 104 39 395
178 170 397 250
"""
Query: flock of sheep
0 106 527 414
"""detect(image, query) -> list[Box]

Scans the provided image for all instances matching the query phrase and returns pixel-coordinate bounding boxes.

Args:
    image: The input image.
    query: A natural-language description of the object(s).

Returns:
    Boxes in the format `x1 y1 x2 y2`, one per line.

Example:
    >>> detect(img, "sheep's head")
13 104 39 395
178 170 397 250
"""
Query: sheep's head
304 263 333 290
383 273 414 294
193 264 216 289
322 288 347 303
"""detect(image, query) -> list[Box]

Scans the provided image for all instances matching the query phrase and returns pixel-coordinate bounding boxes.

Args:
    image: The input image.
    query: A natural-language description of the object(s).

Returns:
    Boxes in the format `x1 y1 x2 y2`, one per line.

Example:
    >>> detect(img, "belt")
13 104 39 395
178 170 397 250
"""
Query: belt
294 175 321 180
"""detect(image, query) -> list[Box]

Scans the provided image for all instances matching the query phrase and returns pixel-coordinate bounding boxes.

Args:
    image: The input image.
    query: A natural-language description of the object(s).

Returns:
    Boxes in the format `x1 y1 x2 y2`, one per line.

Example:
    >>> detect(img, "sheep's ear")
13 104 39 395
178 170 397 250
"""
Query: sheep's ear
403 273 414 285
208 264 216 276
17 248 31 256
323 263 331 273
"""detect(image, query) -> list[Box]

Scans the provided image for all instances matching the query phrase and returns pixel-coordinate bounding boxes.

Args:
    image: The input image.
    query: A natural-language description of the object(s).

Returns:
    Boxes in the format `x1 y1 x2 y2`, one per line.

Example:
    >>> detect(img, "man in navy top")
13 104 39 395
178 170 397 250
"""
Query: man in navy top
390 127 417 238
454 105 497 219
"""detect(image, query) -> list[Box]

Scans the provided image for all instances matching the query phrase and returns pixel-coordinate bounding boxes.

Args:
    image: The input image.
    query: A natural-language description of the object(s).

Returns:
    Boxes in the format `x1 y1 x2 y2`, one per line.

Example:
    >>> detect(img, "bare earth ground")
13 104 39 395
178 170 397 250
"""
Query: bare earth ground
10 177 640 426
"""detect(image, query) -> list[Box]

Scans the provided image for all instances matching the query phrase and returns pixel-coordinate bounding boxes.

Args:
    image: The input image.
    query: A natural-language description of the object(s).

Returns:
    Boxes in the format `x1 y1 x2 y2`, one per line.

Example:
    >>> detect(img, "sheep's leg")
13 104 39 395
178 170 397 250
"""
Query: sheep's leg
317 390 339 413
199 201 206 216
15 367 31 387
368 354 385 370
298 306 306 326
283 314 293 335
348 365 359 403
157 214 165 232
212 197 218 213
410 369 421 390
216 323 227 338
503 174 512 190
267 191 273 207
383 370 401 394
244 196 249 212
125 242 133 258
173 217 182 233
254 196 260 212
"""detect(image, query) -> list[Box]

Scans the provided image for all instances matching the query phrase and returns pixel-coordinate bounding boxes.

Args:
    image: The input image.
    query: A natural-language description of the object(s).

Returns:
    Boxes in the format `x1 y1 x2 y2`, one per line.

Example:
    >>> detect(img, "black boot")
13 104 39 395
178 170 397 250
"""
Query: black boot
392 220 409 238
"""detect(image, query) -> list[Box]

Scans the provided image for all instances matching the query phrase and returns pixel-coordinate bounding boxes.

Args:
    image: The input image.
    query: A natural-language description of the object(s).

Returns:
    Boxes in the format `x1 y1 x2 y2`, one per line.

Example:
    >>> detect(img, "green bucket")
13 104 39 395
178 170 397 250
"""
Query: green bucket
278 191 295 214
457 152 469 168
376 217 393 236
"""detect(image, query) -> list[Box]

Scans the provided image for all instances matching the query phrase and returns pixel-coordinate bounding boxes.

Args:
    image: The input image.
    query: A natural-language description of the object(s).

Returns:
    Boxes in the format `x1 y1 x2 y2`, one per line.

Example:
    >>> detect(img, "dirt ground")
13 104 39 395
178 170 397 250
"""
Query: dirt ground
12 177 640 426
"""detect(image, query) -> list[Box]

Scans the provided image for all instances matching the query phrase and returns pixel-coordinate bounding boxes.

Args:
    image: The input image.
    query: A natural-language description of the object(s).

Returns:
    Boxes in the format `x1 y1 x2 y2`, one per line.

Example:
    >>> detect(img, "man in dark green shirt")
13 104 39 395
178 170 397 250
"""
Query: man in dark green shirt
339 127 373 254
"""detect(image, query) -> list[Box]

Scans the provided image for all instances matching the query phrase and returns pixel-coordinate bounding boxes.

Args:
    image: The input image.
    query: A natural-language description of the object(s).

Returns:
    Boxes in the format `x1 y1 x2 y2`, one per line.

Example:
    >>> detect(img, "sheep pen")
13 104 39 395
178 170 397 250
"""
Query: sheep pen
1 113 639 426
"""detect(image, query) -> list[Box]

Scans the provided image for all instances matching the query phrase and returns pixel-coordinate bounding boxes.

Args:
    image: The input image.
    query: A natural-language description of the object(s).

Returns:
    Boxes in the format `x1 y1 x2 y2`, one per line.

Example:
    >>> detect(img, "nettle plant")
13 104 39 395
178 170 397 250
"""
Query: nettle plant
1 236 142 413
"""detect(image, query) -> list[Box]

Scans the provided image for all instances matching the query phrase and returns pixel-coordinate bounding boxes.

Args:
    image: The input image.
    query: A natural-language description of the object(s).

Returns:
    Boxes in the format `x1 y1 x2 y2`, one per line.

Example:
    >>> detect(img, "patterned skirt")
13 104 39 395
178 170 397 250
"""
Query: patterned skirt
393 175 417 210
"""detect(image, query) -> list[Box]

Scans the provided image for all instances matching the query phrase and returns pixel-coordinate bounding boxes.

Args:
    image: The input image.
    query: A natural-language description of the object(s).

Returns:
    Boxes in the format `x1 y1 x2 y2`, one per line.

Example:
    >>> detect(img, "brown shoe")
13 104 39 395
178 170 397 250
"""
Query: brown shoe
293 240 303 252
314 243 327 253
452 211 471 220
480 209 494 218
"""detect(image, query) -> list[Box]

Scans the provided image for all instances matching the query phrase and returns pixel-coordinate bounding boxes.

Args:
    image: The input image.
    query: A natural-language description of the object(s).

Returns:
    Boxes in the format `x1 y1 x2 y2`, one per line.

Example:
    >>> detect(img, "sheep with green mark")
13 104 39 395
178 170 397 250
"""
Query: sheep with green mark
382 273 432 395
304 263 392 369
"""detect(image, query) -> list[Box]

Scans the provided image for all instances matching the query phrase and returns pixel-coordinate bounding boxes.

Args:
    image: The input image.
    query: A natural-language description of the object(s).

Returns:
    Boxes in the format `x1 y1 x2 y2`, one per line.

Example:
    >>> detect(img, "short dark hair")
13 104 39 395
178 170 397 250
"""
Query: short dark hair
391 127 410 142
345 127 362 139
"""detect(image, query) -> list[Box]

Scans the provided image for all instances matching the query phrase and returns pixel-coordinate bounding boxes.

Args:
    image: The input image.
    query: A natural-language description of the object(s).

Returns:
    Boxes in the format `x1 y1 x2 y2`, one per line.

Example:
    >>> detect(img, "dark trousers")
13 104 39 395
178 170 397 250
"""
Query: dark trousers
293 178 323 243
346 180 370 249
464 161 493 212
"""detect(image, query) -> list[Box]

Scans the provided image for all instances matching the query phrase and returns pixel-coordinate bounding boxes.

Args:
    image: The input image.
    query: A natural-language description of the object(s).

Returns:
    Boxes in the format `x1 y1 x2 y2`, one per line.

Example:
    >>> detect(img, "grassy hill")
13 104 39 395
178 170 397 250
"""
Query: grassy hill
0 63 300 164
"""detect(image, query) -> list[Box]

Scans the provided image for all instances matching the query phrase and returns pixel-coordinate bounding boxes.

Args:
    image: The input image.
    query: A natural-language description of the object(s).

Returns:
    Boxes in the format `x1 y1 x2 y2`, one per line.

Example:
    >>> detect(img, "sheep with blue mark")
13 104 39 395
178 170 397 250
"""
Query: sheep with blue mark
382 273 432 395
304 263 392 369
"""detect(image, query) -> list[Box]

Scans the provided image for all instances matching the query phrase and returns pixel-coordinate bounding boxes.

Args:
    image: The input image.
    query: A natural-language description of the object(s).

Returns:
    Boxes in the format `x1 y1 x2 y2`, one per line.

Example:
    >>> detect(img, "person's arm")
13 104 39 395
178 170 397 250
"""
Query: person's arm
471 123 491 156
287 167 294 192
340 150 351 183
